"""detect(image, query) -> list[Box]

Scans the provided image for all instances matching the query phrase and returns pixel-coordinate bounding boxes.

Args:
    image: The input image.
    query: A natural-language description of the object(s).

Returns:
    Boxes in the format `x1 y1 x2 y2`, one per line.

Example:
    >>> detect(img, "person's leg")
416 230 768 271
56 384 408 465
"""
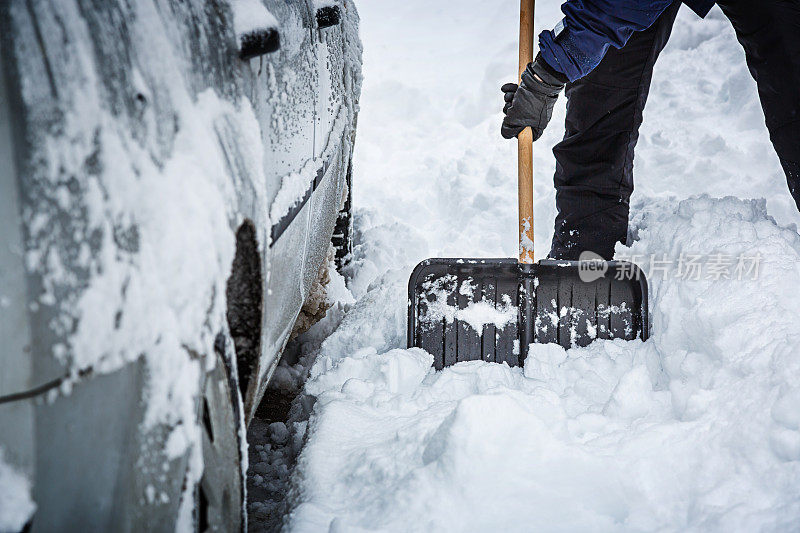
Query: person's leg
549 1 682 260
716 0 800 210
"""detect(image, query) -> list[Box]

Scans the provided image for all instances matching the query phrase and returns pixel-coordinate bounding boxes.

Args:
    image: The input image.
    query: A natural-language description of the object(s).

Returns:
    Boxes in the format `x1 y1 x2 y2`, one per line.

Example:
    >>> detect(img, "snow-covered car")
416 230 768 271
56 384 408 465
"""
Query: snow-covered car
0 0 361 530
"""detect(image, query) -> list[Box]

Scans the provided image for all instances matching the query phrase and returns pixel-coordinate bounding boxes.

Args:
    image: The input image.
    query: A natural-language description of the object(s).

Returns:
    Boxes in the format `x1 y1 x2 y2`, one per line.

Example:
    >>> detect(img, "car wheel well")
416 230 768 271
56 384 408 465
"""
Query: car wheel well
225 220 262 398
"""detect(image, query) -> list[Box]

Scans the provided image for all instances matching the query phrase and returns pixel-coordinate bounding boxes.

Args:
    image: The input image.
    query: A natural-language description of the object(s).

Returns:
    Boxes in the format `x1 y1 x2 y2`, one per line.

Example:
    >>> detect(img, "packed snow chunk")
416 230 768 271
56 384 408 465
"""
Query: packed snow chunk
770 427 800 463
231 0 278 39
522 342 567 382
454 297 516 333
602 365 659 421
269 422 290 446
421 394 542 469
771 388 800 431
769 388 800 461
310 268 409 371
0 450 35 533
307 347 433 400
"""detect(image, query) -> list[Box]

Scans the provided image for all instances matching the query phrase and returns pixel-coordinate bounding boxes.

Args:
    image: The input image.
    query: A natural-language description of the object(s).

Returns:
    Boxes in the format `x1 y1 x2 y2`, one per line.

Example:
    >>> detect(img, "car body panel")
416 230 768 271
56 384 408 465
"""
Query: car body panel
30 360 191 533
0 0 361 528
0 31 36 484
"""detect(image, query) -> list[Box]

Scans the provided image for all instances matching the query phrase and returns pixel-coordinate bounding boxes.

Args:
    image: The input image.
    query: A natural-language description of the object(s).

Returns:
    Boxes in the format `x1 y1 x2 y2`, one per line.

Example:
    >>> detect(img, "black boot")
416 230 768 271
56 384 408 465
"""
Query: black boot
548 190 629 261
781 158 800 212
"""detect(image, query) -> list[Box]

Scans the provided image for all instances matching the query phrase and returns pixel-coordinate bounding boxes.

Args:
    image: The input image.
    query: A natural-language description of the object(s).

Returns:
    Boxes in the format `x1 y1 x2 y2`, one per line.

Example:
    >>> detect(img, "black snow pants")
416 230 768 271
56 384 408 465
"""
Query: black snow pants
549 0 800 260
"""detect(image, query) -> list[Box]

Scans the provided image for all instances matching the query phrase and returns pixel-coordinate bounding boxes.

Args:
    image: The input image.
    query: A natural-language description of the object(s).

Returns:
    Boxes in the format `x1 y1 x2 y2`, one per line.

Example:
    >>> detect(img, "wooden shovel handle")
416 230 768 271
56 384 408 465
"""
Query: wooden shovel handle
518 0 535 264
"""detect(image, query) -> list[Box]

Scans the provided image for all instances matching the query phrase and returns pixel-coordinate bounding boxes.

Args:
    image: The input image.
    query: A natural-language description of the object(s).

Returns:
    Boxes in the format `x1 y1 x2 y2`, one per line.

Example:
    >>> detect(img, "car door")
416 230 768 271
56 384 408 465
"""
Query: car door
303 1 354 301
237 0 318 418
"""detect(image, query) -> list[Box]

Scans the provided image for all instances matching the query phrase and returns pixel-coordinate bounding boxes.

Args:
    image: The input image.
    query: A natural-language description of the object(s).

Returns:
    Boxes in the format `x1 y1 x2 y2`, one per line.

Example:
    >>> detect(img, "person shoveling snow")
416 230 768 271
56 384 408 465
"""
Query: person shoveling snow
278 1 800 531
407 0 651 369
502 0 800 260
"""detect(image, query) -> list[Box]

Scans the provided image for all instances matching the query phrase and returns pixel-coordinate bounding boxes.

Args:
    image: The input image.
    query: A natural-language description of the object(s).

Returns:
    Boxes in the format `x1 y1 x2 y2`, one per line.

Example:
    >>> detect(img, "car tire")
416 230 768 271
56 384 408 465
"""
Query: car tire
195 335 245 532
332 156 353 273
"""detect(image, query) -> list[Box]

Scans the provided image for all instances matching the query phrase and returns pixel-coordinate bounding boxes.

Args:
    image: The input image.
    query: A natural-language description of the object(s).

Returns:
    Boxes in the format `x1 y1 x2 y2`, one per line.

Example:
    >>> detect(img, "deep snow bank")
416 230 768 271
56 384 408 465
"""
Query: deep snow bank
284 1 800 531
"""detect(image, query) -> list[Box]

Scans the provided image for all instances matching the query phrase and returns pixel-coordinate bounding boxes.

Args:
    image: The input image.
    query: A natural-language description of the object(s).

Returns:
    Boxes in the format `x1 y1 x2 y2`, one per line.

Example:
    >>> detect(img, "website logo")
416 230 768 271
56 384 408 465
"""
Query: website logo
578 251 608 282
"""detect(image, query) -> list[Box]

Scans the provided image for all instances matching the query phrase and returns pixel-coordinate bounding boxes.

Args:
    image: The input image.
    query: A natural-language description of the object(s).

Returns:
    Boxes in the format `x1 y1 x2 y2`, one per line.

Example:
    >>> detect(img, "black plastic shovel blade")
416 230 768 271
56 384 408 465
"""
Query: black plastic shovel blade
407 258 649 370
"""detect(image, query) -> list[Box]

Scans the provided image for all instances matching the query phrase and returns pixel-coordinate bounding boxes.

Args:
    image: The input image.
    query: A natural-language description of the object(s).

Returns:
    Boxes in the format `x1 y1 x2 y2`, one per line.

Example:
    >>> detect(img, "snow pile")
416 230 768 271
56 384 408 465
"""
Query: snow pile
0 450 35 533
231 0 279 39
280 1 800 531
289 196 800 531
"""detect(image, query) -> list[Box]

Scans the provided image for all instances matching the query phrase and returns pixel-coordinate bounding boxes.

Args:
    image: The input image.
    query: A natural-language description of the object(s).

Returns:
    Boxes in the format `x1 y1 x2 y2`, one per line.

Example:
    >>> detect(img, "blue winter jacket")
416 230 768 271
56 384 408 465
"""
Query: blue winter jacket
539 0 715 82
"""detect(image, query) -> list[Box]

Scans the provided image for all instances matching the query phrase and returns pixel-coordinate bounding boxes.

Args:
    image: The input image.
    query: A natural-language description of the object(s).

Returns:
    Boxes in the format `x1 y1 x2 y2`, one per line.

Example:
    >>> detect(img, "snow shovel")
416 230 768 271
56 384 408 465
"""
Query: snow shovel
406 0 650 370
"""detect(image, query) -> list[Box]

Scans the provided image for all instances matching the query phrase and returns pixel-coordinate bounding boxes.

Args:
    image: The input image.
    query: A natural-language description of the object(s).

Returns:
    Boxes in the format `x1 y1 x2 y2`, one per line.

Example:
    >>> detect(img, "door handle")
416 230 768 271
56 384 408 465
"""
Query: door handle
239 28 280 60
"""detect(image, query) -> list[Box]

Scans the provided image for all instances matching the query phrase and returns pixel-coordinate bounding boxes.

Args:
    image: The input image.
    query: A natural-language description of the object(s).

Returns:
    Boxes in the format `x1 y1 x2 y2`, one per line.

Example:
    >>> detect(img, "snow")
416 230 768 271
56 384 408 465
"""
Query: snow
280 1 800 531
232 0 279 39
418 275 516 333
0 449 35 533
313 0 339 9
455 298 516 333
59 87 265 431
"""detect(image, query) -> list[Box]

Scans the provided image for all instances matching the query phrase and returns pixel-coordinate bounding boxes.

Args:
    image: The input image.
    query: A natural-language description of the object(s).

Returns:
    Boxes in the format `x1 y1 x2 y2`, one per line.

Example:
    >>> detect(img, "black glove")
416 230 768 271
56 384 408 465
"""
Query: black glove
501 55 567 140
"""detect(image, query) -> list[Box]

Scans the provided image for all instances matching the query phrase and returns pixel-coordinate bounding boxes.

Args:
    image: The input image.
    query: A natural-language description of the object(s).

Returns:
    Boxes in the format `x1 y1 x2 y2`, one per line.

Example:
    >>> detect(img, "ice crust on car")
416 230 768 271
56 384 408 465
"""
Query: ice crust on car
313 0 340 8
